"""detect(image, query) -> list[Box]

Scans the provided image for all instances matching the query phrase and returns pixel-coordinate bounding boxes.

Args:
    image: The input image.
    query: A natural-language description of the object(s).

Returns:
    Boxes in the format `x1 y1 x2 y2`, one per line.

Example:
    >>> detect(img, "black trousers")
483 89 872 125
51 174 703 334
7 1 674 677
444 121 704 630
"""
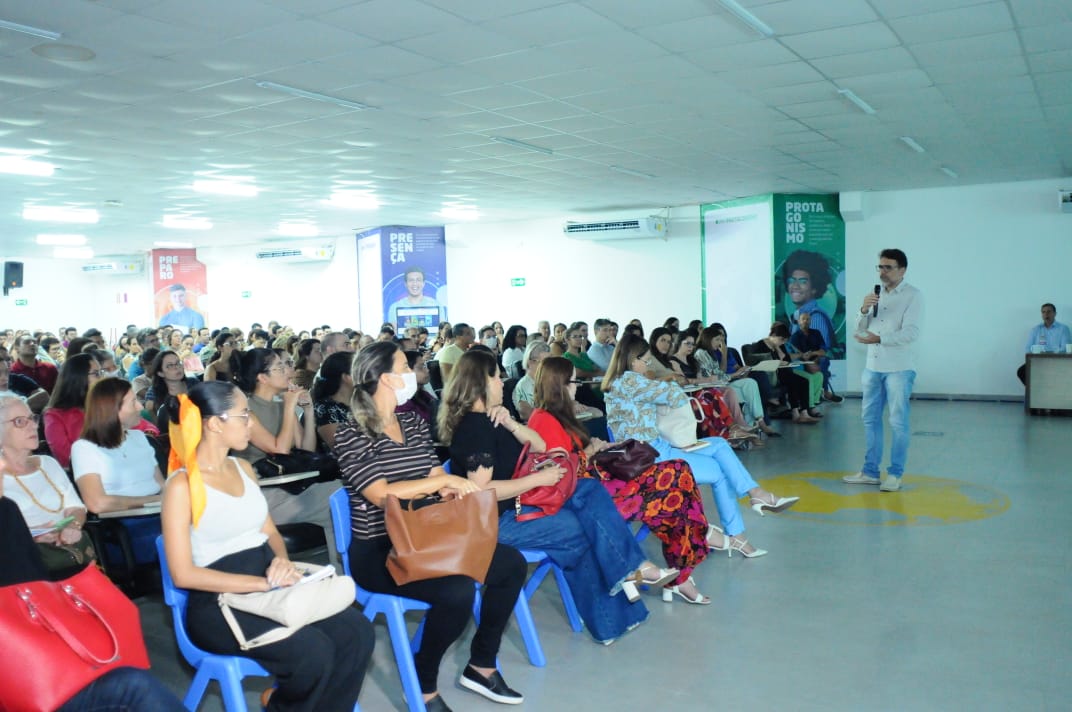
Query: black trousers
350 536 525 694
186 544 374 712
776 369 811 410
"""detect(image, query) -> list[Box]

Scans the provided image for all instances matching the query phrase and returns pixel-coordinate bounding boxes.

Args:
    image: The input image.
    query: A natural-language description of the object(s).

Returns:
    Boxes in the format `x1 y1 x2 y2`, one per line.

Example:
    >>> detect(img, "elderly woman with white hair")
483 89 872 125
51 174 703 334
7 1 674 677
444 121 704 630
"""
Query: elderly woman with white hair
0 390 95 575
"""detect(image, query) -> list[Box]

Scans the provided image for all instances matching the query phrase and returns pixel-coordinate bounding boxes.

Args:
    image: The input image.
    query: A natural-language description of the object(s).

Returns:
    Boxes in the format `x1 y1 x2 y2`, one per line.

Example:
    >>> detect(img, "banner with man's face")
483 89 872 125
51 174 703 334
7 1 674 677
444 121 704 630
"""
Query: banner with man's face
152 248 208 332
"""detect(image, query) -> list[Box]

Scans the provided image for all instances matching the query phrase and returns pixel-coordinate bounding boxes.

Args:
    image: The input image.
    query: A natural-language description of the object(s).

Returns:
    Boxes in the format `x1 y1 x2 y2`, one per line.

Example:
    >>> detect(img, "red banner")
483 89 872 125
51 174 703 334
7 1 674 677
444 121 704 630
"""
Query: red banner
151 249 208 331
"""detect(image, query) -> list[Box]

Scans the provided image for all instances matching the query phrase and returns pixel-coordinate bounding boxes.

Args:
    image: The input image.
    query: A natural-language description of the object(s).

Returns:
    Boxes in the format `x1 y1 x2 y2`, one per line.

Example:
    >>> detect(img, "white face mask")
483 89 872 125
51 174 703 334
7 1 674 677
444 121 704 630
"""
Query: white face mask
394 371 418 406
482 337 498 349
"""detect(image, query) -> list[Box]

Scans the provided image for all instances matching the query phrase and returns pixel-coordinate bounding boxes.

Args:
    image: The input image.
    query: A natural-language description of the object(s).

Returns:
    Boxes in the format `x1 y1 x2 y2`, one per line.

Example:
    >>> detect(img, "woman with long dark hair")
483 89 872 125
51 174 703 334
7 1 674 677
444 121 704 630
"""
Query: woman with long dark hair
161 381 373 711
43 353 102 469
500 325 528 379
311 350 355 449
334 341 527 710
203 332 240 383
441 349 678 644
145 350 198 423
528 357 715 604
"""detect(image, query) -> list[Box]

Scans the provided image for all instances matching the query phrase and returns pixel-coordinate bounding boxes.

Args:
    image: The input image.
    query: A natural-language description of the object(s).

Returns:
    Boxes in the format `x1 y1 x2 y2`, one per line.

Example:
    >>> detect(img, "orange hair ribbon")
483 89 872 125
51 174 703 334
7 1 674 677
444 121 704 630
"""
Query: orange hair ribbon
168 393 207 528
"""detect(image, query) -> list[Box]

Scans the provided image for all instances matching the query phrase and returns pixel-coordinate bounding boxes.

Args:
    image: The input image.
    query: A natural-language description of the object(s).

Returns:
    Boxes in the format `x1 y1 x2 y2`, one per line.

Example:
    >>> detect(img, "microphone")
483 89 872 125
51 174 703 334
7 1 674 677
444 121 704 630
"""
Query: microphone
872 285 881 317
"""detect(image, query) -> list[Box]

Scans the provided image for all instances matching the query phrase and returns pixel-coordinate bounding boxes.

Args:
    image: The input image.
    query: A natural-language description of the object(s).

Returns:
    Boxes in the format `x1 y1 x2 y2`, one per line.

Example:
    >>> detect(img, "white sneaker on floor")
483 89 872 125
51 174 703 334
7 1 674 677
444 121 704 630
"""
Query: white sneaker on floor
842 472 881 485
880 477 901 492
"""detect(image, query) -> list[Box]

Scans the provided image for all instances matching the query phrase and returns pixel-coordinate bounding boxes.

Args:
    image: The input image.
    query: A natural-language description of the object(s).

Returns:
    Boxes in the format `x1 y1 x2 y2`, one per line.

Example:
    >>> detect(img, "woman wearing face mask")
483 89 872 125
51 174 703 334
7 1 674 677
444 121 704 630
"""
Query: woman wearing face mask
395 350 440 440
72 378 164 563
335 342 527 711
43 353 103 469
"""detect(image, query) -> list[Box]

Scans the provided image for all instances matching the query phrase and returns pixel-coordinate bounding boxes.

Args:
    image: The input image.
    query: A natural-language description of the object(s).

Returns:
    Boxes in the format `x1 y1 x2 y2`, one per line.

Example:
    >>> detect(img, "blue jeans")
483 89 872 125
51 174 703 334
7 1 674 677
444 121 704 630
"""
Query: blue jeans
497 478 648 643
57 667 184 712
861 368 916 478
652 437 757 537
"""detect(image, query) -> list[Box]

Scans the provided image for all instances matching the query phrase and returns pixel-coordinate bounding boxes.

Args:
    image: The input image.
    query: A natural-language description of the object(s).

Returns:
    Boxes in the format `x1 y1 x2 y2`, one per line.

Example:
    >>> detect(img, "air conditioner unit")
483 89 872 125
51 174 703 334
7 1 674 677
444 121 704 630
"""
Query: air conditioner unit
81 257 144 275
1060 189 1072 214
563 216 668 240
255 244 335 262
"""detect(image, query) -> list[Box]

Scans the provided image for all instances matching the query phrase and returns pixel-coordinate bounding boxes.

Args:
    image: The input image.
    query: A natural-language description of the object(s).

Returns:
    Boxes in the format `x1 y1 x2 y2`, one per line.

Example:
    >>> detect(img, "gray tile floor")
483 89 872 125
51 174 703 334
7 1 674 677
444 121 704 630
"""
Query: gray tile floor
138 400 1069 711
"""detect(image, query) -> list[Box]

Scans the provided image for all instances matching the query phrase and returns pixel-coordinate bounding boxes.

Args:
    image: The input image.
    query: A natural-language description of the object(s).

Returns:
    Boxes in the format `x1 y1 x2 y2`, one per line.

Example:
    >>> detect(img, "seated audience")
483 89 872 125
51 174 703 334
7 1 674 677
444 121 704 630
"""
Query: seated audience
334 342 526 709
435 322 474 384
11 335 59 393
161 381 373 711
395 350 440 440
0 349 49 413
602 334 799 557
145 350 198 423
312 350 356 449
500 325 528 379
789 311 841 402
44 353 103 468
748 323 822 424
512 340 551 421
443 349 678 645
1 391 95 575
291 338 322 390
586 318 617 371
72 378 164 563
130 348 159 401
527 357 715 604
233 348 339 543
561 324 603 378
203 332 240 383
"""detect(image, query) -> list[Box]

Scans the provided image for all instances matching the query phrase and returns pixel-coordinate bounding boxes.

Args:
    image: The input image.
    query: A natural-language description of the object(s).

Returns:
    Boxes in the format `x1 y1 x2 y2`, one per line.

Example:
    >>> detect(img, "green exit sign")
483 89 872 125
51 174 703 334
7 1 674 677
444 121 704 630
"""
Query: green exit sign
241 290 252 298
510 277 526 287
14 299 28 306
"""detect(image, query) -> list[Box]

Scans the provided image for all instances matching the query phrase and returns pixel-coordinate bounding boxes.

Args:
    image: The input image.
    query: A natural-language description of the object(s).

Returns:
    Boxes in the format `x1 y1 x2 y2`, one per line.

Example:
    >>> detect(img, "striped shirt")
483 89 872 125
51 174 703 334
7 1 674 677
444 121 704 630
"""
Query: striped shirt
334 412 438 540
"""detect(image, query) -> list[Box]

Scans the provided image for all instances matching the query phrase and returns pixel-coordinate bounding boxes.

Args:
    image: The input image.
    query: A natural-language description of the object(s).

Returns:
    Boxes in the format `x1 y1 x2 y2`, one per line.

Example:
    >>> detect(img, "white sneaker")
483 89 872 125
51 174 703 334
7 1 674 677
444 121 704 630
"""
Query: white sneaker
842 472 880 485
879 477 901 492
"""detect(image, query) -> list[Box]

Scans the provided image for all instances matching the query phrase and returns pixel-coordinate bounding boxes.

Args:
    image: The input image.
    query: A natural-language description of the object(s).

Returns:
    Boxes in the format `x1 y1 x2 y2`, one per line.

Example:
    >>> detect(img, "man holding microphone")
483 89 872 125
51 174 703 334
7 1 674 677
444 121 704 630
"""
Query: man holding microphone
843 249 924 492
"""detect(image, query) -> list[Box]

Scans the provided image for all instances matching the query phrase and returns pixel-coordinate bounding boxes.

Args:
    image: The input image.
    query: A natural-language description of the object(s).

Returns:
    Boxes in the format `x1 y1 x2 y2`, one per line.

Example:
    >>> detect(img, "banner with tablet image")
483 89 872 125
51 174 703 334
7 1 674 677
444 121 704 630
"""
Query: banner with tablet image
356 225 448 331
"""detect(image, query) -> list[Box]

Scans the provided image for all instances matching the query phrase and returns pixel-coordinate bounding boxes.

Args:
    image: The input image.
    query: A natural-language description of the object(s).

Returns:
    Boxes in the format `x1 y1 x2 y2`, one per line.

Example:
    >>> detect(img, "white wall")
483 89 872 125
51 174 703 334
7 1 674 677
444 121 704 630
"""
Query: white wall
5 177 1069 400
844 178 1072 397
444 206 703 332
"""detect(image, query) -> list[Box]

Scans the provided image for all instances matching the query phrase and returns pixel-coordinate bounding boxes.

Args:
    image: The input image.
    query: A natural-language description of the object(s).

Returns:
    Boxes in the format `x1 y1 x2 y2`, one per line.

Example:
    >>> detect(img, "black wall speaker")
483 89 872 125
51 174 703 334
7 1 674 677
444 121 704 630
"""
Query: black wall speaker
4 261 23 292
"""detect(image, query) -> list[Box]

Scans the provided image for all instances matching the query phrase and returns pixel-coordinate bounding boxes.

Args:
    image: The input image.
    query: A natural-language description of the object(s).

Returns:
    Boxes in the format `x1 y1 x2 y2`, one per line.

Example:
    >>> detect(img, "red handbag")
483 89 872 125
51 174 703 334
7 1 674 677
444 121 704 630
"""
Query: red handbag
0 564 150 712
693 387 734 438
511 444 578 522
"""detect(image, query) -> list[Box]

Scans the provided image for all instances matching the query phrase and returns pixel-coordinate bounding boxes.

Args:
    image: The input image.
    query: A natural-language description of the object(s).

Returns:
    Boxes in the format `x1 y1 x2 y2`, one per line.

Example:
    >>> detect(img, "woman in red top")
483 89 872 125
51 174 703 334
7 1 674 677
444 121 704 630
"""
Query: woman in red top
43 353 103 469
527 357 715 605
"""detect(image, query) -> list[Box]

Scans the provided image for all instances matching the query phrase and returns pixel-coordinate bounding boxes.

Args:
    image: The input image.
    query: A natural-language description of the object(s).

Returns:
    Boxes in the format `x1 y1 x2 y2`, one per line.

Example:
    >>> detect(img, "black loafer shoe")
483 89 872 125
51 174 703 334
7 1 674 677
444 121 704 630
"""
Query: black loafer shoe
458 665 524 705
424 694 453 712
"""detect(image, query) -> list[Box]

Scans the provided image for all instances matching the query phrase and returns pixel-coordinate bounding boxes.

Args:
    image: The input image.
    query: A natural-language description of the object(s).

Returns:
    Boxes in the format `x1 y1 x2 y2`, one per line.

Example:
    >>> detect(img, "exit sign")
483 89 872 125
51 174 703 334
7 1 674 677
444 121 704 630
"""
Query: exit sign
510 277 526 287
14 299 28 306
241 290 252 298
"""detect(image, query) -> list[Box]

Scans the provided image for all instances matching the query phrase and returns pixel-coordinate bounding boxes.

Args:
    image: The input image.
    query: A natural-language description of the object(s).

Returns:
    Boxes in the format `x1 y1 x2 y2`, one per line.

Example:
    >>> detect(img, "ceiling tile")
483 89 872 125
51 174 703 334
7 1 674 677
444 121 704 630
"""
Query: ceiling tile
318 0 467 43
889 2 1013 45
579 0 712 29
1007 0 1072 27
925 55 1029 84
756 0 879 34
869 0 996 21
1028 49 1072 73
685 40 797 72
910 31 1022 65
810 47 919 78
1021 22 1072 53
637 14 756 53
781 22 901 59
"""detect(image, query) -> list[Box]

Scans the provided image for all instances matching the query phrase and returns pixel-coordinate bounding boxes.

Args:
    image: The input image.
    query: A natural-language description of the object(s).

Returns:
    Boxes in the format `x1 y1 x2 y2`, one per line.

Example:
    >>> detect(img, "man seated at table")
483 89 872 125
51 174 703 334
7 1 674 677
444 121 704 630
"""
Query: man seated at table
1017 303 1071 384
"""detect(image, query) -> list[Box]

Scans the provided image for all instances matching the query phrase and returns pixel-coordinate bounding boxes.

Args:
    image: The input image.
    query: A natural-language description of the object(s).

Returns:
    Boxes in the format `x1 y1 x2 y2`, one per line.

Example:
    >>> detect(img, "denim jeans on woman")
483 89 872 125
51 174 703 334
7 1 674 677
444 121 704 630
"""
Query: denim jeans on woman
652 436 759 537
497 478 648 643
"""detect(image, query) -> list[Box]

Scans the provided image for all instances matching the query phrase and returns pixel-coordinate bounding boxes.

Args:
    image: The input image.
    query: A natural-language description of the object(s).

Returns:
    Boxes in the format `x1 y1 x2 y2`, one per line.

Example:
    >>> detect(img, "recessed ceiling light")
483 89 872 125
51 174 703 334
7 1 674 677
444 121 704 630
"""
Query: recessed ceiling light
716 0 774 38
837 88 877 115
161 215 213 230
276 222 320 237
325 191 380 210
53 246 93 259
36 233 86 246
939 166 959 179
22 205 99 223
31 43 95 62
192 179 259 197
0 156 54 177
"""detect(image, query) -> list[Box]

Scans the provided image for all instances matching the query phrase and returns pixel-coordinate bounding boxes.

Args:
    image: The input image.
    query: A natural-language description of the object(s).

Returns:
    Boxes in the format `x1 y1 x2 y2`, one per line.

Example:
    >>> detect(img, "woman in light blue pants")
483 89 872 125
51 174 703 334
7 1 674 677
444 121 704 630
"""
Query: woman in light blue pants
603 333 800 558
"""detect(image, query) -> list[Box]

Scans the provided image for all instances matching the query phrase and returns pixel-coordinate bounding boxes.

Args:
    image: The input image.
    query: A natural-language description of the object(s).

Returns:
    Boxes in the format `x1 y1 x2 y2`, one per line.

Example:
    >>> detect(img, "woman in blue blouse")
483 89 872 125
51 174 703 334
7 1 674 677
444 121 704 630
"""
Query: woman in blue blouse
602 334 799 558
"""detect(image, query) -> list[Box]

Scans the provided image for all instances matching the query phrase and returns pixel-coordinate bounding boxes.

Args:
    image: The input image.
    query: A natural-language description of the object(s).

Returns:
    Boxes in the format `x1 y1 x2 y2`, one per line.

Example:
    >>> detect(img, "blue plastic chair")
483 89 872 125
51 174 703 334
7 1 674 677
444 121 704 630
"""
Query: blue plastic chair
329 490 433 712
155 536 271 712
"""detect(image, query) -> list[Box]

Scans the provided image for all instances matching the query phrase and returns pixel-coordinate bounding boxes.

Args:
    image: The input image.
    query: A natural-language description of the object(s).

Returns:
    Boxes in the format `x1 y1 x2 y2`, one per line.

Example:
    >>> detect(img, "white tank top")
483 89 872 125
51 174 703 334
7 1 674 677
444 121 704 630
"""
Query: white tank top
188 458 269 567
